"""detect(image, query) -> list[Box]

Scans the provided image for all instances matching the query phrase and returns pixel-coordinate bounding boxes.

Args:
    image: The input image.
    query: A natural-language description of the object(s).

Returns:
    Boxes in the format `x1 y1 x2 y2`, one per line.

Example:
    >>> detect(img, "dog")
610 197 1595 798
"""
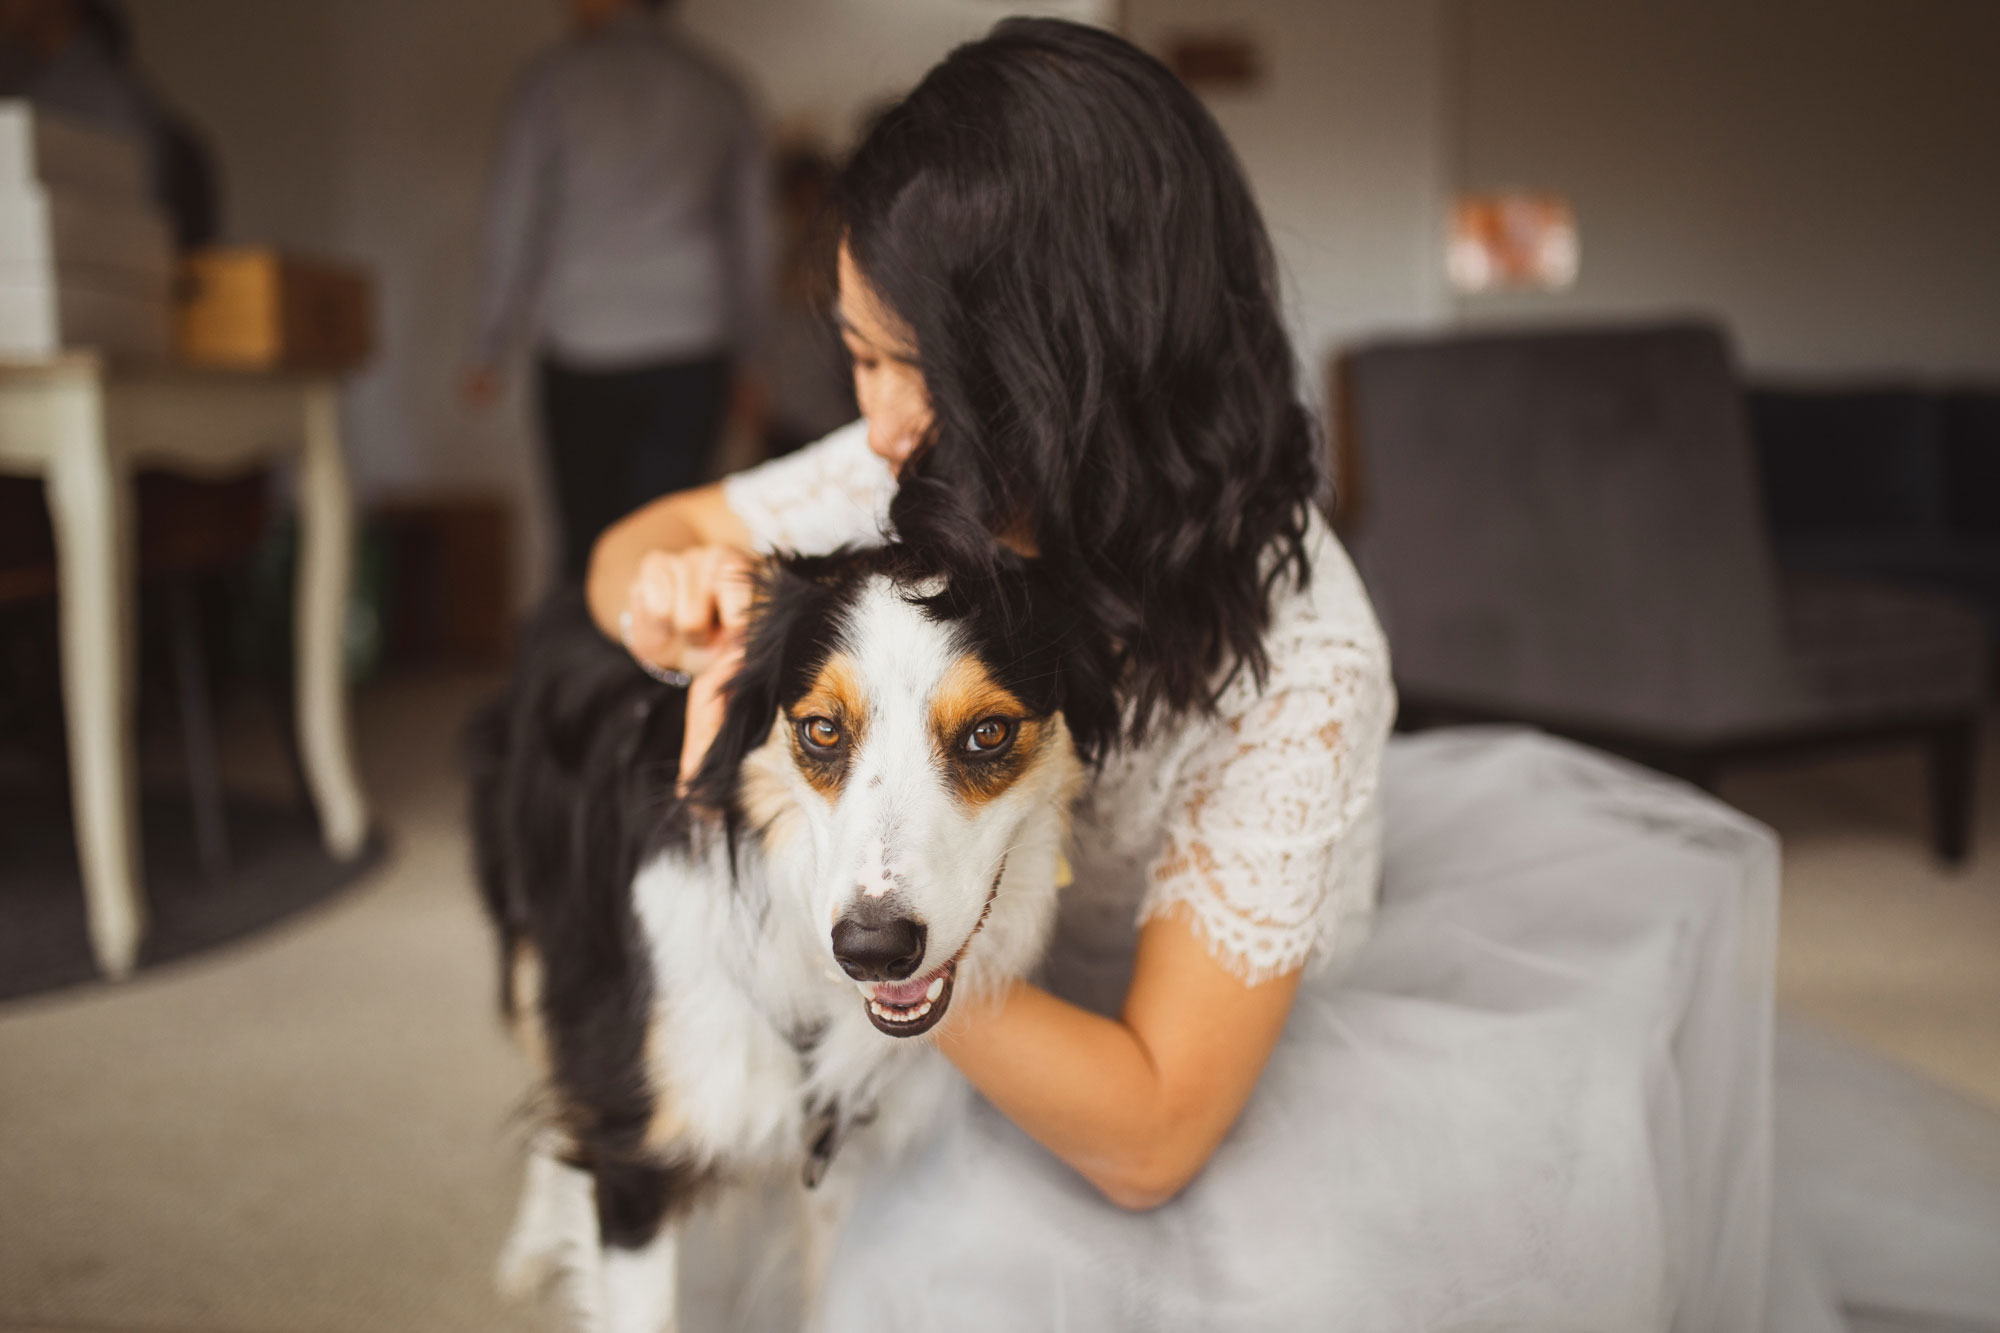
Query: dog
467 543 1115 1331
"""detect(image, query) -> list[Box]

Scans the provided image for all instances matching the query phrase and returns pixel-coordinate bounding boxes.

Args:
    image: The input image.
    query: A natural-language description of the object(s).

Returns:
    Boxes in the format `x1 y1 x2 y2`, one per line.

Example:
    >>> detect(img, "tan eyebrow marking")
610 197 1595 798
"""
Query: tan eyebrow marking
787 652 867 802
929 655 1046 807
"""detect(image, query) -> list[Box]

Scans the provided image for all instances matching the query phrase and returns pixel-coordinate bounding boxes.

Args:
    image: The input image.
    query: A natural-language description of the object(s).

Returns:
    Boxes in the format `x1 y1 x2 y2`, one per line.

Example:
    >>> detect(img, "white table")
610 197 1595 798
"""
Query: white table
0 354 370 977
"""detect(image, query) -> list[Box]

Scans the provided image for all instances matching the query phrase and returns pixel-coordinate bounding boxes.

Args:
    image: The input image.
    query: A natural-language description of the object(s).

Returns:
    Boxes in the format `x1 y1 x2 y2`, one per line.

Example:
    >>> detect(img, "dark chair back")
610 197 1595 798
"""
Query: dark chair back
1341 322 1797 743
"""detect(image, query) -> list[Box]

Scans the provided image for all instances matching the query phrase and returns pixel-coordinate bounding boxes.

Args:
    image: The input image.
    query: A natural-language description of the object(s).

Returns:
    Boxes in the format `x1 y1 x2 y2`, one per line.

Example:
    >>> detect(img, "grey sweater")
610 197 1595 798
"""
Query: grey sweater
473 10 771 370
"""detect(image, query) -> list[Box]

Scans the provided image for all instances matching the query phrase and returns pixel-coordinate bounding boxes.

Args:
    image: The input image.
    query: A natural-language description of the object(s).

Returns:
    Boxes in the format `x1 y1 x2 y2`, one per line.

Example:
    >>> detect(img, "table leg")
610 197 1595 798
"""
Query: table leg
294 383 369 859
45 380 144 976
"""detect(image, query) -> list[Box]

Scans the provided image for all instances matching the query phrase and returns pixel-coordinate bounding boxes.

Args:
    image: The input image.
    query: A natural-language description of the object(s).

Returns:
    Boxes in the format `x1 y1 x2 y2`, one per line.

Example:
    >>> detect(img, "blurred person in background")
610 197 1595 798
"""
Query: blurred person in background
0 0 220 248
464 0 772 584
761 138 857 457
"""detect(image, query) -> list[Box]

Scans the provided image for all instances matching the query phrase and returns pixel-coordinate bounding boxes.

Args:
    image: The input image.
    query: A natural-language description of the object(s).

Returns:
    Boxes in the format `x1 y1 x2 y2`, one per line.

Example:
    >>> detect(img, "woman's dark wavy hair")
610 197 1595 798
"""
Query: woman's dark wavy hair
837 18 1322 751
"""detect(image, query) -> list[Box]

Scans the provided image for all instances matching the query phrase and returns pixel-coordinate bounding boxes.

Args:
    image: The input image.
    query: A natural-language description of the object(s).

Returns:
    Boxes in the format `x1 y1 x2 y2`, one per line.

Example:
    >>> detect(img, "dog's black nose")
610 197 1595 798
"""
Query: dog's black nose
832 912 926 982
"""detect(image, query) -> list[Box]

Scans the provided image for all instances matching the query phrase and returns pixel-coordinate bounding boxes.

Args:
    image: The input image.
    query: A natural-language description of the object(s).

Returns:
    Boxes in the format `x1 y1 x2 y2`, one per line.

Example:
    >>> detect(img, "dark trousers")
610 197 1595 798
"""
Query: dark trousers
537 353 733 582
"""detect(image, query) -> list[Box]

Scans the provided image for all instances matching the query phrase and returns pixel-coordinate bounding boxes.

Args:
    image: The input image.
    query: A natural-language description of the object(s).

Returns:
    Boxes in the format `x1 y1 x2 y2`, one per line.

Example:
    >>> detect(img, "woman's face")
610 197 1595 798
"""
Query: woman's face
837 242 933 473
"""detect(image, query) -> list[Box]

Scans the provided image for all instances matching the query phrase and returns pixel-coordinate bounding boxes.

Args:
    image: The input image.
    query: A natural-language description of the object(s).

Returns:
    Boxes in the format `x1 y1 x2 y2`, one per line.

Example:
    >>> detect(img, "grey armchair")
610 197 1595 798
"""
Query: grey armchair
1338 322 1987 861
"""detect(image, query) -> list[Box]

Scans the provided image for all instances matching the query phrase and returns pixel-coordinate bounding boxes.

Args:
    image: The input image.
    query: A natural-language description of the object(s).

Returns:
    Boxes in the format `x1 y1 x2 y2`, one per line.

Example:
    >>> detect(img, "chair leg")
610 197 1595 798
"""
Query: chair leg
1927 717 1979 866
169 578 230 883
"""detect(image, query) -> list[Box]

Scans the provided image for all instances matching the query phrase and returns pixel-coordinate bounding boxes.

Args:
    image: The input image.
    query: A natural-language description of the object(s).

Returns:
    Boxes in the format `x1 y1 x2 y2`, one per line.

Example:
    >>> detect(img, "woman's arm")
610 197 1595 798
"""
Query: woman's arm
938 911 1301 1211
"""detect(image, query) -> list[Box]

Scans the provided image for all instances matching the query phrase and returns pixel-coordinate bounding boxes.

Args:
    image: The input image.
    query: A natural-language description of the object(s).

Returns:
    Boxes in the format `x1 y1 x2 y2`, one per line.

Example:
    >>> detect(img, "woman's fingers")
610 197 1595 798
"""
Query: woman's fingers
624 546 756 671
636 550 682 621
679 636 746 796
623 568 678 669
673 546 721 640
715 548 759 632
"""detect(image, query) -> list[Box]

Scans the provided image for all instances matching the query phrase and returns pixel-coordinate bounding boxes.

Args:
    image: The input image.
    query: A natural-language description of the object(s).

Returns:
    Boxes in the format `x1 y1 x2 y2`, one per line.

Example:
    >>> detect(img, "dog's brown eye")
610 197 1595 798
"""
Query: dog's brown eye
965 718 1015 754
798 717 842 752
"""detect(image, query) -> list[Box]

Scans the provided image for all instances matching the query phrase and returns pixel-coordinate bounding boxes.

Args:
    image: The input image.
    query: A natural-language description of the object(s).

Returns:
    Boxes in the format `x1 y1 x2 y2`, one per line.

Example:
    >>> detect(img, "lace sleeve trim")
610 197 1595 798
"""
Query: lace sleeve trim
1137 649 1393 985
722 419 893 555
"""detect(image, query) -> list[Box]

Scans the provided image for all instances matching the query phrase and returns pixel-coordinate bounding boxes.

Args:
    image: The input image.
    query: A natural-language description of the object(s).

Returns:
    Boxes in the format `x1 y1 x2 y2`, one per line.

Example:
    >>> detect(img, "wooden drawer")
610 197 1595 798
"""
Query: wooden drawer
174 248 372 372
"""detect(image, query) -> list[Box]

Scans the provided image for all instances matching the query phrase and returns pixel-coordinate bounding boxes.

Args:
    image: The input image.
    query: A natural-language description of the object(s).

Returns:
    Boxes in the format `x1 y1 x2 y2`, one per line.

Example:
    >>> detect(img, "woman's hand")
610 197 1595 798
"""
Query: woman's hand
619 545 759 678
679 637 746 797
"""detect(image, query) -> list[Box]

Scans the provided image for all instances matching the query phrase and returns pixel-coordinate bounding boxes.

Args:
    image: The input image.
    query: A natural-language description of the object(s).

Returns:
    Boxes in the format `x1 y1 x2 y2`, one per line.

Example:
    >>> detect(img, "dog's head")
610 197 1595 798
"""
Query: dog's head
688 545 1116 1037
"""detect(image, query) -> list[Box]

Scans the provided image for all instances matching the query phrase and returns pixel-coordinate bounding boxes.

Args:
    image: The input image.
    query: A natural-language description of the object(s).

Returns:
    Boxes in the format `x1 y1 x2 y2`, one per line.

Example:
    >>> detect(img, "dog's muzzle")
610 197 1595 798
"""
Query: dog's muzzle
848 860 1003 1039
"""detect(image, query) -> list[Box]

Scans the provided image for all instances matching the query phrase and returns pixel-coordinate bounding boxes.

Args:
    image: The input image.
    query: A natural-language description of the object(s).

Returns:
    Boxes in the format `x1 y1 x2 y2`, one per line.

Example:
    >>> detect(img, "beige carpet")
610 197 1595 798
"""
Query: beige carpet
0 674 543 1333
1 674 1995 1332
1725 726 2000 1111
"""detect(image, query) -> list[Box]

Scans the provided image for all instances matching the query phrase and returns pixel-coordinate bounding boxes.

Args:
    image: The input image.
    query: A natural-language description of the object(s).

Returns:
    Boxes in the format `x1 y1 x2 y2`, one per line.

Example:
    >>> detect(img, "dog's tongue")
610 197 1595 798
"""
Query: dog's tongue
871 970 940 1008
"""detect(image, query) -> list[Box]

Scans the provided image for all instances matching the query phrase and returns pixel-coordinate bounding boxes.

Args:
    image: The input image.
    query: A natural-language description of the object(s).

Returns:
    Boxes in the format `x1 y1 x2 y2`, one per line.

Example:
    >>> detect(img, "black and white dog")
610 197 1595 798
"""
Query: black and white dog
467 545 1113 1331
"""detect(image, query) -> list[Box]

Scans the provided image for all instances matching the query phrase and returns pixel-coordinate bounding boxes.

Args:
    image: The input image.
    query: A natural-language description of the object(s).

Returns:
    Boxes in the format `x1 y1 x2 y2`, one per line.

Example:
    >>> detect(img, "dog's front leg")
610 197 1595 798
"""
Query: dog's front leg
496 1134 682 1333
601 1223 681 1333
498 1131 602 1315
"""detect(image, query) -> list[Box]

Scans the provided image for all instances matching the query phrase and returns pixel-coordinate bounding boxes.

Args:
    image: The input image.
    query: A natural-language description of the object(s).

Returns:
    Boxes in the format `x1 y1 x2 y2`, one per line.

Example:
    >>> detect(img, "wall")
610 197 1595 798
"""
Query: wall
1126 0 1450 383
1448 0 2000 380
688 0 1109 147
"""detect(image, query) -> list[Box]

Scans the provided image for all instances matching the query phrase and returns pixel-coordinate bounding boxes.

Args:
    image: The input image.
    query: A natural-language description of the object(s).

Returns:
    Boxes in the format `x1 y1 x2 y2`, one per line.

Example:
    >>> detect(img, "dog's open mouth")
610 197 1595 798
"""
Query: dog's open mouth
856 861 1002 1039
864 962 956 1037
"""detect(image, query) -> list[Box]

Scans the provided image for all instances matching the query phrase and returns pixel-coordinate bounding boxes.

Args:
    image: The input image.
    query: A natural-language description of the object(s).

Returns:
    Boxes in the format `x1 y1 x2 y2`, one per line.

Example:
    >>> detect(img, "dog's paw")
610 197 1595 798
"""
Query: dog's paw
494 1224 561 1303
496 1144 603 1315
601 1231 680 1333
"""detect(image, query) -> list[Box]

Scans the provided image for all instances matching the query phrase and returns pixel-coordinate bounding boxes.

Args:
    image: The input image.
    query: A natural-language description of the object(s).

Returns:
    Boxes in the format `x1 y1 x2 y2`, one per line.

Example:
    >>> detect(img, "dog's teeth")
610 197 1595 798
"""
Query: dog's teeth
925 976 944 1001
869 1002 886 1018
914 1001 931 1018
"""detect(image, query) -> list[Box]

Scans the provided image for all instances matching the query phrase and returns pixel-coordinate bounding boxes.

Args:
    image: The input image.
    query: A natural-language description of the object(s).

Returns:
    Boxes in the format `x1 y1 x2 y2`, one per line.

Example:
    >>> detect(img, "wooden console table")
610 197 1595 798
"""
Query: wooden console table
0 354 370 976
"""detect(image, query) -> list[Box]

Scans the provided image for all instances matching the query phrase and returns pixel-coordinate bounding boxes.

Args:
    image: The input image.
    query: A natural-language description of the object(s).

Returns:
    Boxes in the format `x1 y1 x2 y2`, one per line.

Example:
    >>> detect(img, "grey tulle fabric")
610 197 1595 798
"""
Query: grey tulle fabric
689 730 2000 1332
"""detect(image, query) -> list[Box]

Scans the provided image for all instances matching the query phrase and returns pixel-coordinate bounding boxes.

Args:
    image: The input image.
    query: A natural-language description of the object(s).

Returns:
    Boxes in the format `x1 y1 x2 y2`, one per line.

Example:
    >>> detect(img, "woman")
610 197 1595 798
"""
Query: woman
580 21 2000 1333
585 23 2000 1333
590 12 1388 1215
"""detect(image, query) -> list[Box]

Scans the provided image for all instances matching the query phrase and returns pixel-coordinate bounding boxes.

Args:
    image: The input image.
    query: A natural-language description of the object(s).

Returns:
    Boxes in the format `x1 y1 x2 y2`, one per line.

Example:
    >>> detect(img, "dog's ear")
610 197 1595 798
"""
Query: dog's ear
683 555 840 813
1021 558 1122 768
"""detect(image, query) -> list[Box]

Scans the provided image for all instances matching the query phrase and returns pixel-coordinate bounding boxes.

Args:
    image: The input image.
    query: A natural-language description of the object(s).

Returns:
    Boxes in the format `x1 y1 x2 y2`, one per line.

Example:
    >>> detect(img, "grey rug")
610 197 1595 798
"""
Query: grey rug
0 789 383 1003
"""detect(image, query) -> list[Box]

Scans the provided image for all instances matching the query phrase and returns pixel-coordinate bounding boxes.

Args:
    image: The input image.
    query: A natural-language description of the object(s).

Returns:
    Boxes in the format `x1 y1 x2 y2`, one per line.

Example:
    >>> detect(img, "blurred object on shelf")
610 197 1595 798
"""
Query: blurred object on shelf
1165 30 1262 92
1448 190 1579 294
0 98 168 358
173 247 372 373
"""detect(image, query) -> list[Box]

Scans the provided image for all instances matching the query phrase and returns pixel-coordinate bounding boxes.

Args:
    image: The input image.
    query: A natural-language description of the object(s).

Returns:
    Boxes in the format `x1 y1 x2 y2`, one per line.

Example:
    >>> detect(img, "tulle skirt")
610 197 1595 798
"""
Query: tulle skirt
698 730 2000 1332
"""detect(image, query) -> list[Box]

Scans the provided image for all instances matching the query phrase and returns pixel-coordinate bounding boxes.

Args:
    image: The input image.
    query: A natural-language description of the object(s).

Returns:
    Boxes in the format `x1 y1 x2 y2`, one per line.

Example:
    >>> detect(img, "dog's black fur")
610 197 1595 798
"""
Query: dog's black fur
464 588 706 1239
466 546 1119 1247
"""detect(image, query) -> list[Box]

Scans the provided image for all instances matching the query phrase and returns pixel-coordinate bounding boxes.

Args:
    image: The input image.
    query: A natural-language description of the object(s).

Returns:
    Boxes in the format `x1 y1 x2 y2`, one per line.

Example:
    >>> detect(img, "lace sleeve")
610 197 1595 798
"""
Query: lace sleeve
723 419 895 555
1138 540 1396 984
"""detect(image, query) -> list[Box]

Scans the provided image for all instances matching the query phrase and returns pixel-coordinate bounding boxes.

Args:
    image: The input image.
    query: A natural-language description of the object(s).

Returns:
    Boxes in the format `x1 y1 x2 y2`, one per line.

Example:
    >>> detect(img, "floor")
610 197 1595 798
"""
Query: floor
1727 733 2000 1110
0 673 1995 1333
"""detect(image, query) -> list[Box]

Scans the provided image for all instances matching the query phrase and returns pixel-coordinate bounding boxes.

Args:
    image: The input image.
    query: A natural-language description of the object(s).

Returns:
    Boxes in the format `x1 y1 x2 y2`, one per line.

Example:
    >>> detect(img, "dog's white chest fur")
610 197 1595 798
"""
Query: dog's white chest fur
629 839 957 1173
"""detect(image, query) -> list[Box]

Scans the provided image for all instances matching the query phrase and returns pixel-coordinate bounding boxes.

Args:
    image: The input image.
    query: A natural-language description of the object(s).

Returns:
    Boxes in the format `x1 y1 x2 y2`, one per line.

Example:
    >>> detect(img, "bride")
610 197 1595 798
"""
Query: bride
587 18 2000 1330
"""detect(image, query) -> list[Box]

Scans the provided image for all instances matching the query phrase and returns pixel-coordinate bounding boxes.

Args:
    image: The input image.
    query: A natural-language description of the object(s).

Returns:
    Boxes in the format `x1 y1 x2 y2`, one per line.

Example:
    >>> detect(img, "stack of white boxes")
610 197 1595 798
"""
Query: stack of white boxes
0 100 171 360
